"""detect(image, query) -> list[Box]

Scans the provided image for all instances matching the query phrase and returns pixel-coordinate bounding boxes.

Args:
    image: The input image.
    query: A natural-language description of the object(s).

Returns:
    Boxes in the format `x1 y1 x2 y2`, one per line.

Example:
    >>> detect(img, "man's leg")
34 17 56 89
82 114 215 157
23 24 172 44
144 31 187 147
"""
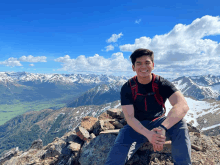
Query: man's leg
105 120 150 165
146 117 191 164
167 119 192 165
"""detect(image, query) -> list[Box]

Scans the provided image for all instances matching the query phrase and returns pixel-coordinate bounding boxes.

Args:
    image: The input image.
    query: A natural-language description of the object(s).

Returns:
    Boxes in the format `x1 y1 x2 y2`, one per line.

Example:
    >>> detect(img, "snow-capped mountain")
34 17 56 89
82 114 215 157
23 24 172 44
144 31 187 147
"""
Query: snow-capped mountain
172 75 220 100
67 80 126 107
0 72 130 104
0 72 130 85
68 74 220 109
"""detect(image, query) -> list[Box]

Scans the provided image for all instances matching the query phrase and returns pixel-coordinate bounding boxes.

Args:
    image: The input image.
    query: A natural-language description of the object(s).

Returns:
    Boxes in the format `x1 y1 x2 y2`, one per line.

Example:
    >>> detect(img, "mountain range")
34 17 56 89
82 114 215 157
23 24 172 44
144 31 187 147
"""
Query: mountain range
1 72 220 156
0 71 130 104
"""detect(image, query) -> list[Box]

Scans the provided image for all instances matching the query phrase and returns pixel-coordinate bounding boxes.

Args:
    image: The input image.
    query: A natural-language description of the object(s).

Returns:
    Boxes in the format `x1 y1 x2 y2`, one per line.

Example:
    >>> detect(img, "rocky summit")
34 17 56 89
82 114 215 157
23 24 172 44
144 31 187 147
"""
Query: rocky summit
0 108 220 165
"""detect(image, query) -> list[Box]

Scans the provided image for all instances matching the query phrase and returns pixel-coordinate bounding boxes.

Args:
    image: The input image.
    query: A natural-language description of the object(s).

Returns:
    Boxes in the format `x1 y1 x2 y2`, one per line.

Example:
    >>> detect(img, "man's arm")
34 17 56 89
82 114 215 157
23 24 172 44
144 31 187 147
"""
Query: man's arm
161 91 189 129
122 105 165 151
122 105 151 138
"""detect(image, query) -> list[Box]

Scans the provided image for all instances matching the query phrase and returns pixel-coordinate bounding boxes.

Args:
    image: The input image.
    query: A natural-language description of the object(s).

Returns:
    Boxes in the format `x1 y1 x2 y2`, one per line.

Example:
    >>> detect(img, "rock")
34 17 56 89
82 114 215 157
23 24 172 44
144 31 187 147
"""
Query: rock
111 120 124 129
0 147 19 165
90 133 96 139
93 120 115 135
76 126 90 141
66 152 80 165
62 131 78 143
187 123 201 133
98 112 112 120
93 120 105 135
191 144 203 151
29 139 43 150
2 149 47 165
67 142 81 152
41 138 68 159
107 108 124 119
103 120 115 130
80 116 98 132
78 133 117 165
120 118 127 125
99 129 120 134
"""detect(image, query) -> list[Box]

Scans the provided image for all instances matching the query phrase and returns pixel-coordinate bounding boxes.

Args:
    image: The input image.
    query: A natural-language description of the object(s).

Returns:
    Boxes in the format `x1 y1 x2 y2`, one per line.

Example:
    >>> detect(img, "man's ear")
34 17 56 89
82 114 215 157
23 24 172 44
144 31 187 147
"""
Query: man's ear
132 65 135 71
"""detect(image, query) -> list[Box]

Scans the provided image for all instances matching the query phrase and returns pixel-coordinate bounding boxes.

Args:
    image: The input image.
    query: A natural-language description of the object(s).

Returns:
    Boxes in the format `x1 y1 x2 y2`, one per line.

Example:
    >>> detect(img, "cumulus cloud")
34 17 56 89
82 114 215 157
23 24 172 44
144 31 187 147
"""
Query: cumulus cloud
135 19 141 24
0 57 22 67
105 44 114 52
119 15 220 77
0 55 47 68
54 52 132 75
19 55 47 62
106 32 123 43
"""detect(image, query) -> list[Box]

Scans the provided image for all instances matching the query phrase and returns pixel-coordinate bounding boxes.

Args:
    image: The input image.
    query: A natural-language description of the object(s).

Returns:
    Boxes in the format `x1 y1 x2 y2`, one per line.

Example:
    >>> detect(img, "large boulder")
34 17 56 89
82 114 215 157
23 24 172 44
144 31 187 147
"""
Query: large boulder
29 139 43 150
0 147 19 165
80 116 98 132
78 133 117 165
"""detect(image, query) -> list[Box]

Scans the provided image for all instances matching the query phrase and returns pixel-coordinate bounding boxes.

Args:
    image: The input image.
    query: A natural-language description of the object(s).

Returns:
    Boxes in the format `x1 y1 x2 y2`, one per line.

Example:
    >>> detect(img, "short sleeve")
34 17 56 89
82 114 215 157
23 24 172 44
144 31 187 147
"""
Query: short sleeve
159 77 178 99
120 82 133 105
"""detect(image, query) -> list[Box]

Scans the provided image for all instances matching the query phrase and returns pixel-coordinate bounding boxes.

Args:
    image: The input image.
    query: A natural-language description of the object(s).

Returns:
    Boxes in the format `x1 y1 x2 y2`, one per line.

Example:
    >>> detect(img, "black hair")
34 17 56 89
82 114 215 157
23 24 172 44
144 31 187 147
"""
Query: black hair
130 48 154 65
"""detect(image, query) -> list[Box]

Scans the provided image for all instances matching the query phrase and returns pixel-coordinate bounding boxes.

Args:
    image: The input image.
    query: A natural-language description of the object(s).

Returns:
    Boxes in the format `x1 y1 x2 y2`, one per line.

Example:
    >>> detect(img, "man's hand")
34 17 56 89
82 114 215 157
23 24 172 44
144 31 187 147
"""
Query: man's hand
147 128 166 152
152 127 166 152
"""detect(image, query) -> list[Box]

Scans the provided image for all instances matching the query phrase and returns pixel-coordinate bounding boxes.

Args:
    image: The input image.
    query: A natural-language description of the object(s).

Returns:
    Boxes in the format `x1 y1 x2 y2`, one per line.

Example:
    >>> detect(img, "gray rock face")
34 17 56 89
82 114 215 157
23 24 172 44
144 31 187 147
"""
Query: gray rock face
78 133 117 165
41 138 68 159
0 147 19 165
29 139 43 150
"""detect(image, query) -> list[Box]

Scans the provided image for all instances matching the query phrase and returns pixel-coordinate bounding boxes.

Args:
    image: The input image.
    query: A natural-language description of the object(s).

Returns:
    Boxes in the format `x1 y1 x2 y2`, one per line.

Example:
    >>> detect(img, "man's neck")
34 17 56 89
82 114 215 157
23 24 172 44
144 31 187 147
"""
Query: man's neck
137 74 152 85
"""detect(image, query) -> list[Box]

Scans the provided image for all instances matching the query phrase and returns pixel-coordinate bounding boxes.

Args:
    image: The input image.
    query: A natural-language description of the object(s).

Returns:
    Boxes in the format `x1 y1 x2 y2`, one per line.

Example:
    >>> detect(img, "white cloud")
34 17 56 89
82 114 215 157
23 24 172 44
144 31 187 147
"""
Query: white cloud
0 55 47 68
135 19 141 24
105 44 114 52
119 15 220 77
19 55 47 62
54 52 132 75
106 32 123 43
0 57 22 67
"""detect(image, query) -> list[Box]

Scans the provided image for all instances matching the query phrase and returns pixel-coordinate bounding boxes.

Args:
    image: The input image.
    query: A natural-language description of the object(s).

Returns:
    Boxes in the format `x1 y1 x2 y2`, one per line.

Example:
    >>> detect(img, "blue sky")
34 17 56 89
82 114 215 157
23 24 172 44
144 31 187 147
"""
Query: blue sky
0 0 220 78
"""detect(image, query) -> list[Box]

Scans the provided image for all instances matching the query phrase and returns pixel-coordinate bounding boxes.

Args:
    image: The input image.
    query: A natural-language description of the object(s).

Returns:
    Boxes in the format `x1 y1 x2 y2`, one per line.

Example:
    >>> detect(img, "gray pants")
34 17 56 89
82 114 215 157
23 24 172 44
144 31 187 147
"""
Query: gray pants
105 116 192 165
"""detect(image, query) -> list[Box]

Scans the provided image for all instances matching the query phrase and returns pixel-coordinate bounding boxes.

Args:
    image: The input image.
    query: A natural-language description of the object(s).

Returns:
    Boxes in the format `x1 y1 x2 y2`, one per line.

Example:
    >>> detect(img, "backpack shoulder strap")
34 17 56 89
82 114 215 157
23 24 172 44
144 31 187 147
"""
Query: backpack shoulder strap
152 73 166 110
129 76 138 101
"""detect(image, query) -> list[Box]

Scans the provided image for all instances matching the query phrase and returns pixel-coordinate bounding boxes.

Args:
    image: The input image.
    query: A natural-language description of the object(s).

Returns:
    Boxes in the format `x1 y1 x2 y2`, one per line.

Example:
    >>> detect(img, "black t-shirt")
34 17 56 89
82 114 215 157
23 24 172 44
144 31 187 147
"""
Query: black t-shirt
120 75 178 121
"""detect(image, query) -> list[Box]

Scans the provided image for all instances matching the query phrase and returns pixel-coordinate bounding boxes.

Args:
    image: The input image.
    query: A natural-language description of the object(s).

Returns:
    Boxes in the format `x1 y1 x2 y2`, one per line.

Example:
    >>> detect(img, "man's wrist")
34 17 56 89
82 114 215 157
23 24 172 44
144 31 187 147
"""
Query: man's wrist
159 125 168 132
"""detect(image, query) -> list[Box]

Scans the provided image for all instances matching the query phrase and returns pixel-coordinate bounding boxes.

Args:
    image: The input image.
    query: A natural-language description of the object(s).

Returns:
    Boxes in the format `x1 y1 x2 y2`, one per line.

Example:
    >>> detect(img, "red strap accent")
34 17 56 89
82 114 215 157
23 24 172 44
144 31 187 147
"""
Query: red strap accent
152 73 165 108
129 74 167 120
152 113 165 122
152 73 166 121
129 76 137 101
145 97 147 112
133 77 138 100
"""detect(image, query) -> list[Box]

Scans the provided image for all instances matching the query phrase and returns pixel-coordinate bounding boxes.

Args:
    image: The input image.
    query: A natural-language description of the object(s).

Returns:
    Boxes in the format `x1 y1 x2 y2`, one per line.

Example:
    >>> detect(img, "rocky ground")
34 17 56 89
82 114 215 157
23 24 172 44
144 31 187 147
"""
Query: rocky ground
0 108 220 165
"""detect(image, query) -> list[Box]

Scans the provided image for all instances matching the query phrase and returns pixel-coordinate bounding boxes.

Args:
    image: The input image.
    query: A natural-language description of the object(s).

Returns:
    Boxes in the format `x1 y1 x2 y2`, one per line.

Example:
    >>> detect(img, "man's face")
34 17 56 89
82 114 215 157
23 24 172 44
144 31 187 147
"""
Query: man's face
132 55 154 78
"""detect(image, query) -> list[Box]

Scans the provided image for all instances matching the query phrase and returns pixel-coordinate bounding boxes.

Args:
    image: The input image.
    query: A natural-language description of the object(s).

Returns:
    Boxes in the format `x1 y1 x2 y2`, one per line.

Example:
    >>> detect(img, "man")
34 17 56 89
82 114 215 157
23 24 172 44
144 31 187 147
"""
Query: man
105 48 191 165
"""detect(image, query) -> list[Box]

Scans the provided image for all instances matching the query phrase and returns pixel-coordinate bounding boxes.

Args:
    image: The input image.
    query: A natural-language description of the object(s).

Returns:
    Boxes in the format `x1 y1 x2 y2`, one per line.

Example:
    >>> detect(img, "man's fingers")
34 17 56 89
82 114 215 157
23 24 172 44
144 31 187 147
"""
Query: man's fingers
156 134 166 139
153 128 161 132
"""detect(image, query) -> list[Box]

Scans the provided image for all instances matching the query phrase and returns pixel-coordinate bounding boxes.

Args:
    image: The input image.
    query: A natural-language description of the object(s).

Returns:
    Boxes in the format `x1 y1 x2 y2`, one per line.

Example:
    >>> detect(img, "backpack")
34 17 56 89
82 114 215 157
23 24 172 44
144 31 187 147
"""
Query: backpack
129 73 166 121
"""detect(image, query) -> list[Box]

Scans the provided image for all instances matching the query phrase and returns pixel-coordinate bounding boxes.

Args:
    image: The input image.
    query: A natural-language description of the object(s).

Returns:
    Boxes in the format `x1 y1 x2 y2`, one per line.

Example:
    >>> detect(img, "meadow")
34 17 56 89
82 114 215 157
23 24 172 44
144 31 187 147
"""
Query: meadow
0 98 68 126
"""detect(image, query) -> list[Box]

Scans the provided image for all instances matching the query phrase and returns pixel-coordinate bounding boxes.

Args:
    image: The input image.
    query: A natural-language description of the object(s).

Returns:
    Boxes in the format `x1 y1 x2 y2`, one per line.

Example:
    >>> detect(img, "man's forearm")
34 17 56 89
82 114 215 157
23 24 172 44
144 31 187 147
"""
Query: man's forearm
161 104 189 129
127 117 151 138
